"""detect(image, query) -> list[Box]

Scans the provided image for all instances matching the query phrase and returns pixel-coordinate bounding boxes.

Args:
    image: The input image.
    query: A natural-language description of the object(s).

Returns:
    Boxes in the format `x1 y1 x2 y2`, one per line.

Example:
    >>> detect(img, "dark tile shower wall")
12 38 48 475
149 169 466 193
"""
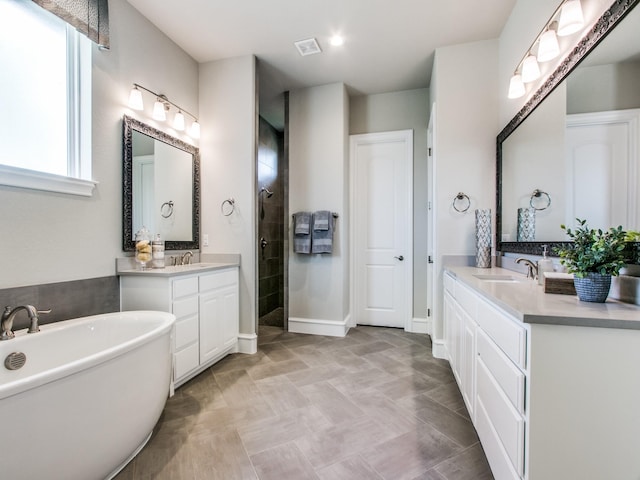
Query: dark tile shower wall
258 116 284 326
0 277 119 331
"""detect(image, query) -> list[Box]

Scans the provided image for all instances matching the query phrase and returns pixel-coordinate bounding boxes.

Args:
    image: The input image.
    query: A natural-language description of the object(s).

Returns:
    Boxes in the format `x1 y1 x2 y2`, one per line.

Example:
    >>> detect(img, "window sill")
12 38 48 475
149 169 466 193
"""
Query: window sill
0 164 98 197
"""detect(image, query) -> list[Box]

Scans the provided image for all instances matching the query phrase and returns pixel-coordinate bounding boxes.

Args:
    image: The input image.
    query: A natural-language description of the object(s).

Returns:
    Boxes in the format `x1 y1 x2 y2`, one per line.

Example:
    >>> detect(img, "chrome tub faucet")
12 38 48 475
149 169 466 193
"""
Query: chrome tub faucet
1 305 51 340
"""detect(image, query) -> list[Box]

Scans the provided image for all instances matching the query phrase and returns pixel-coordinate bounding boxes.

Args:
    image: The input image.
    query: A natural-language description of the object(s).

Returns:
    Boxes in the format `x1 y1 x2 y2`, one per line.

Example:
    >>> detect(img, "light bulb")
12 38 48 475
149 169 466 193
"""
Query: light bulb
190 121 201 139
537 29 560 62
558 0 584 36
330 35 344 46
152 99 166 121
173 111 185 131
508 74 525 99
128 86 143 110
521 55 541 83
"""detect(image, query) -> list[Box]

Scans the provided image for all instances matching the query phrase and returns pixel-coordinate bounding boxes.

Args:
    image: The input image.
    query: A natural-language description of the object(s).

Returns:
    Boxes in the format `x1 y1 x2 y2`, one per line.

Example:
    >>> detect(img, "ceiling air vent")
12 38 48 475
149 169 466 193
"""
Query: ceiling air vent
294 38 322 56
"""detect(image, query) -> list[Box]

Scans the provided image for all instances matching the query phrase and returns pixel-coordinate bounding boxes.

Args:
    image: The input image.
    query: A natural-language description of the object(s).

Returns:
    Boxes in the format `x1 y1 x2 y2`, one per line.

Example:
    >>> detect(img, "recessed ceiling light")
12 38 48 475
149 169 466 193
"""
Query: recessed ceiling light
294 38 322 56
330 35 344 47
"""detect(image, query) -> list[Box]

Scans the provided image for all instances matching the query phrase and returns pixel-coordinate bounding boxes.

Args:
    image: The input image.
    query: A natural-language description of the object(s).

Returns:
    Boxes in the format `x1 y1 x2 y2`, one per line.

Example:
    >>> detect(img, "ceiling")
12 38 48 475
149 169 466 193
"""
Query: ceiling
127 0 517 128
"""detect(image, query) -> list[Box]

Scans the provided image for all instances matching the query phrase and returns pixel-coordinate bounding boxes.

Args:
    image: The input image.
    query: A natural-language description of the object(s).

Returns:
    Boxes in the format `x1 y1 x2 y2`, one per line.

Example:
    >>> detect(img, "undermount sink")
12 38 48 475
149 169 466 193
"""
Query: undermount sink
473 274 522 283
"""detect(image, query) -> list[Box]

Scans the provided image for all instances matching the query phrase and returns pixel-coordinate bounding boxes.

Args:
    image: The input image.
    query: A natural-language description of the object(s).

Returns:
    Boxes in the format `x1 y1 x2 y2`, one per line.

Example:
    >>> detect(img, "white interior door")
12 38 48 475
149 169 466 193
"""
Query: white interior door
351 130 413 328
566 109 639 231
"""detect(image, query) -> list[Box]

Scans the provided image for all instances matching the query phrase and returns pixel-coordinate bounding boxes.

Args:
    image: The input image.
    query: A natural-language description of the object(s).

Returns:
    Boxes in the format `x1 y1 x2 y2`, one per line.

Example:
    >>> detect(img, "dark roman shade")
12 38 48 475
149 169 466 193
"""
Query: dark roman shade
32 0 109 48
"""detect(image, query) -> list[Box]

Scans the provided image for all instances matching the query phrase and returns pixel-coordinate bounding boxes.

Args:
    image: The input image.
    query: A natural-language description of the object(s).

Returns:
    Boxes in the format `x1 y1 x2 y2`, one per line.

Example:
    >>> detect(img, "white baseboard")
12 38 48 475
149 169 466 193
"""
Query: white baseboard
237 333 257 354
409 317 429 334
432 339 448 360
289 316 350 337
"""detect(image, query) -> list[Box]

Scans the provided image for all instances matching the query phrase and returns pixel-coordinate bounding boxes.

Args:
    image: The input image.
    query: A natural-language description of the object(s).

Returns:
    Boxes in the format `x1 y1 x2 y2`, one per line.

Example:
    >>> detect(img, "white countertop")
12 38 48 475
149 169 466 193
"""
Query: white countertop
117 262 238 277
445 266 640 330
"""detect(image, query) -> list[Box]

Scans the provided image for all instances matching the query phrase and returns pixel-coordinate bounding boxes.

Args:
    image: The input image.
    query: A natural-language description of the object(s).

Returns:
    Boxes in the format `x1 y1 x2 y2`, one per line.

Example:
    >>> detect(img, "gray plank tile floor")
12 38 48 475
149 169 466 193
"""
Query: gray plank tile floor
115 325 493 480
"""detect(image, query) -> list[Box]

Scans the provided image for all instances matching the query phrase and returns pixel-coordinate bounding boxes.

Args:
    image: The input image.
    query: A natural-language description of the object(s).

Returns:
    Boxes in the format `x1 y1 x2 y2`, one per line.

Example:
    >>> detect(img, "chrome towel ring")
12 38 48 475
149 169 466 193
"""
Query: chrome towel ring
221 198 235 216
452 192 471 213
530 189 551 211
160 201 174 218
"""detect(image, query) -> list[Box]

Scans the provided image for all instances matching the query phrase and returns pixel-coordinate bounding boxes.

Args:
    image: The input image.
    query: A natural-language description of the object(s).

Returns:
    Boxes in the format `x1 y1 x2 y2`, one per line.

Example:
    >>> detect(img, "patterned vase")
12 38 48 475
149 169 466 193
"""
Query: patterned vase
573 273 612 303
475 209 492 268
517 207 535 242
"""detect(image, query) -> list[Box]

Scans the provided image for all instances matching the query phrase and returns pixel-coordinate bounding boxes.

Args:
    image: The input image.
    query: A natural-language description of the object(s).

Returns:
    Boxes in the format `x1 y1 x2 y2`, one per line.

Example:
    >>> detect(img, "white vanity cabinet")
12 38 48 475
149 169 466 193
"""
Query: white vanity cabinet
442 267 640 479
443 273 478 419
120 266 239 387
443 271 527 480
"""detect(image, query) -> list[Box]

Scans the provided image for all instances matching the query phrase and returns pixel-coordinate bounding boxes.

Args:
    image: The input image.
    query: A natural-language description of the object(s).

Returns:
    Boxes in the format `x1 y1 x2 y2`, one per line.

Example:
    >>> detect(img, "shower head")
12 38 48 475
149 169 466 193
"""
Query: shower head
260 187 274 198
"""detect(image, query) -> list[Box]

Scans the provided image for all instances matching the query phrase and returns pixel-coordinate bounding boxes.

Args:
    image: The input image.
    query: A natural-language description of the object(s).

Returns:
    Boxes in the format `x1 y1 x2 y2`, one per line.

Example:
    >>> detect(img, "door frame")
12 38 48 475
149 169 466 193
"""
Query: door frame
349 130 414 330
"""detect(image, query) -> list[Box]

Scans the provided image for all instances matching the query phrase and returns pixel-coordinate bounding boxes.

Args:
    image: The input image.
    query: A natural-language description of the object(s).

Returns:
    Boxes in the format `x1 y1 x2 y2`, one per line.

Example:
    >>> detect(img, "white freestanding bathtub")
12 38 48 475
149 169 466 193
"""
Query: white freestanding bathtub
0 310 175 480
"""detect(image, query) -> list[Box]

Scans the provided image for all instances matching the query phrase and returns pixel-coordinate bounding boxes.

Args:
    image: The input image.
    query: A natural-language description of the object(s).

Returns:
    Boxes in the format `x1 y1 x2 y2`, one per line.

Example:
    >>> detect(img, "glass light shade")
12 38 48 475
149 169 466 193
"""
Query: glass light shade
521 55 541 83
558 0 584 36
152 100 166 121
189 121 201 139
173 111 185 131
508 74 525 99
128 87 143 110
537 29 560 62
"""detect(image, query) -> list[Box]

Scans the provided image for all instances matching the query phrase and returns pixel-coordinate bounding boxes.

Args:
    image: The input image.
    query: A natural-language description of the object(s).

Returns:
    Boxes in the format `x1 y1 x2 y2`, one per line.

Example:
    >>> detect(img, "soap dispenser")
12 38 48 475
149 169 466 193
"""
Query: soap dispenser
537 244 554 285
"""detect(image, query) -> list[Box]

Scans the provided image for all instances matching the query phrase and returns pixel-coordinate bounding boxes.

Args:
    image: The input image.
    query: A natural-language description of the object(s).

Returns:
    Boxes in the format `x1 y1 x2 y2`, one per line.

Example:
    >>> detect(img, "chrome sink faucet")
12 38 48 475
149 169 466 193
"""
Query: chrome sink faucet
180 251 193 265
515 258 538 280
1 305 51 340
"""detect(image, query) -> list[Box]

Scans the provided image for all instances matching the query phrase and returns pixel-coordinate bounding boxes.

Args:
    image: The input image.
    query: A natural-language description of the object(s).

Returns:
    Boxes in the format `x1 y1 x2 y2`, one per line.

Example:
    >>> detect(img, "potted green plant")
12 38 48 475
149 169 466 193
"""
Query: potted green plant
555 219 627 302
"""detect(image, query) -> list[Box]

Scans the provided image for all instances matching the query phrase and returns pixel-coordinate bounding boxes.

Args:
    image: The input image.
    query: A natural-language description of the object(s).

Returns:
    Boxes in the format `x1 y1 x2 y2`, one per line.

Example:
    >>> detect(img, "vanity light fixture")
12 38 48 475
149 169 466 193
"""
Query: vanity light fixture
152 97 167 121
128 86 144 111
507 0 585 99
508 74 526 99
537 26 560 62
127 83 200 139
521 55 541 83
557 0 584 36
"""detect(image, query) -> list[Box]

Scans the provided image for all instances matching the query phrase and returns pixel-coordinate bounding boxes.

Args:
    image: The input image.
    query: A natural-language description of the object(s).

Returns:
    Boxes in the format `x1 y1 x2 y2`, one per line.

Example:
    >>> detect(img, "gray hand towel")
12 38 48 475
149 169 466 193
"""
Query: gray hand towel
313 210 330 231
293 212 311 254
311 213 334 254
294 211 311 235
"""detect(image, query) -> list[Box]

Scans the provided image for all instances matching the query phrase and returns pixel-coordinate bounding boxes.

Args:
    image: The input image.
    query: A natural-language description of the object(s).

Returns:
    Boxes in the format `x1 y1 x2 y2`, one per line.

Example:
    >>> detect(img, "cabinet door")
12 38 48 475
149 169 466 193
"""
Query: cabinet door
199 289 223 364
219 284 239 350
199 284 239 364
461 308 476 419
443 290 455 362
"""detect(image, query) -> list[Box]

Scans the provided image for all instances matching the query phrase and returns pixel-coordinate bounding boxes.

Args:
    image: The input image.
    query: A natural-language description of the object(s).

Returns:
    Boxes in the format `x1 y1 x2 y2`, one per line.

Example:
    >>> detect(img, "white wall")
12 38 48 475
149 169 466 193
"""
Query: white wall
349 89 430 319
289 83 350 325
0 0 198 289
430 39 499 345
199 55 257 337
568 61 640 113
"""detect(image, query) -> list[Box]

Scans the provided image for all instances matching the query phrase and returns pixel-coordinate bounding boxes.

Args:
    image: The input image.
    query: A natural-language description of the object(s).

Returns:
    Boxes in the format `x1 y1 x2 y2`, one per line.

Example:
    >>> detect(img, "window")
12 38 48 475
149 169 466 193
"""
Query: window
0 0 95 196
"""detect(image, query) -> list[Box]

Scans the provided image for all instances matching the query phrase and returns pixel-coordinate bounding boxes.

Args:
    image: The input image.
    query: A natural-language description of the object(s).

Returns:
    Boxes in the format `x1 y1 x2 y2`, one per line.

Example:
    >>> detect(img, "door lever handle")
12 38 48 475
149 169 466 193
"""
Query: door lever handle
394 255 404 261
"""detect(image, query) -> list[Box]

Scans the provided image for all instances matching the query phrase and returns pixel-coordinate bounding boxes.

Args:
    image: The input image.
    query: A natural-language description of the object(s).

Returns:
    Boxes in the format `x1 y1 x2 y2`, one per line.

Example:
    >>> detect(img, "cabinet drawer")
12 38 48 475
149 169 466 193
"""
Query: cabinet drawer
477 298 526 368
173 295 198 319
174 315 198 350
173 276 199 299
200 269 238 292
476 397 521 480
477 329 525 414
456 282 477 318
174 342 199 380
444 272 456 296
477 358 525 476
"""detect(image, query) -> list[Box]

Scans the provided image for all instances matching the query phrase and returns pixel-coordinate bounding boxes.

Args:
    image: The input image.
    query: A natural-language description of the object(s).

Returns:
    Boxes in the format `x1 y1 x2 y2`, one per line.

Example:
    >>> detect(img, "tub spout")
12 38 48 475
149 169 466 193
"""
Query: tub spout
1 305 51 340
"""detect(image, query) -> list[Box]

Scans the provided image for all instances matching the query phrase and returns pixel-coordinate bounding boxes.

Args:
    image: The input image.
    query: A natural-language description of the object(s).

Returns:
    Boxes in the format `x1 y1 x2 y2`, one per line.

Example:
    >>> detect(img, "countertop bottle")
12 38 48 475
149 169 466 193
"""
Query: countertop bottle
152 234 165 268
537 244 554 285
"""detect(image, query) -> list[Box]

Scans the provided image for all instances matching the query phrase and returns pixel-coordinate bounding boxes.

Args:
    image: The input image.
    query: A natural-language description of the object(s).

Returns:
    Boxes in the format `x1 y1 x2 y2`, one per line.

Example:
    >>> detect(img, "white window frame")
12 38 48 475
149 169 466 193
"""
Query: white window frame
0 18 96 197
